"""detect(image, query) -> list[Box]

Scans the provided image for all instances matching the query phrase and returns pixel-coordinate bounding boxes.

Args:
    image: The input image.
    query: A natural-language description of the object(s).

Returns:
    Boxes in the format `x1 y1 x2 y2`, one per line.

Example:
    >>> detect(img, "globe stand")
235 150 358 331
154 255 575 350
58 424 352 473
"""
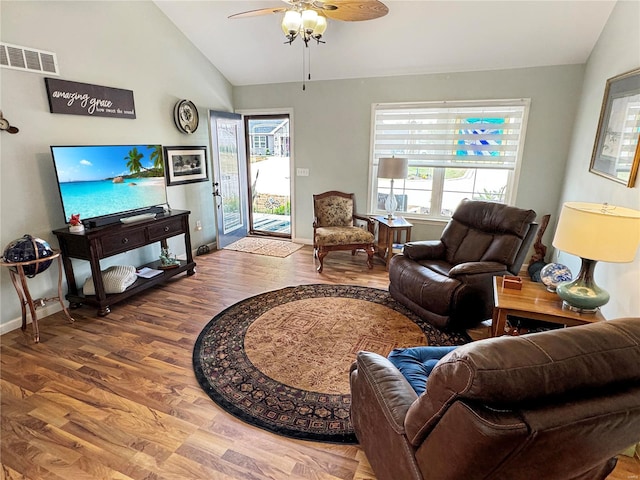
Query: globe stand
1 252 74 342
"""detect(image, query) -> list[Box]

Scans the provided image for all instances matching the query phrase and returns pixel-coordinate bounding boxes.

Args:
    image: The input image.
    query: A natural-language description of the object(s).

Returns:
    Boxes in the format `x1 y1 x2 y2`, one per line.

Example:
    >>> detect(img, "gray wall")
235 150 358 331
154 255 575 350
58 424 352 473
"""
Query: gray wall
233 65 585 244
555 0 640 319
0 1 232 329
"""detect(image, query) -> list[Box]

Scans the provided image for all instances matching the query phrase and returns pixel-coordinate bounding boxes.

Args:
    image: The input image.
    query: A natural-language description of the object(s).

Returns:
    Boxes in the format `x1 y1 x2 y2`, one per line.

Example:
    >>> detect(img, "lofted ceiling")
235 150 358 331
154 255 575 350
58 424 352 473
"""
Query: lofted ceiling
154 0 617 87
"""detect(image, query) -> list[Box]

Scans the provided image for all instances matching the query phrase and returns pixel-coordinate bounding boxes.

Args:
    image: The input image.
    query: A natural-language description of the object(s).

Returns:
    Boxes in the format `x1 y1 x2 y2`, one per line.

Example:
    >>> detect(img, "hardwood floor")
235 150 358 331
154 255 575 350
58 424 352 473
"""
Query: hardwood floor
1 246 638 479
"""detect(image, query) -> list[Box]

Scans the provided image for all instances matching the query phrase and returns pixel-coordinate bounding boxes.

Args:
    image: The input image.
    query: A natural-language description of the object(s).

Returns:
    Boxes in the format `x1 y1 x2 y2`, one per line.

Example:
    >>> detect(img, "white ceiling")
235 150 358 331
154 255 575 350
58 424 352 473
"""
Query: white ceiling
154 0 616 87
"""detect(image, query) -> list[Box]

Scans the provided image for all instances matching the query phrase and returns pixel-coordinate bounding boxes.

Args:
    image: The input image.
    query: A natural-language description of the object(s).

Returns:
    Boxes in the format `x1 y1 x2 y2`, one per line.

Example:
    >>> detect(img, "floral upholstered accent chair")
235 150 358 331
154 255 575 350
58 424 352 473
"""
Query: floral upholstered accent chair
312 191 376 273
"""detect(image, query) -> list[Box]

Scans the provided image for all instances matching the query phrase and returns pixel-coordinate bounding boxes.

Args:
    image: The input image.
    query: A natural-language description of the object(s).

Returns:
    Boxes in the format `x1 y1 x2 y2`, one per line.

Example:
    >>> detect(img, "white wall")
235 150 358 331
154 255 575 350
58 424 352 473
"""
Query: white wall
233 65 584 244
555 0 640 319
0 1 233 329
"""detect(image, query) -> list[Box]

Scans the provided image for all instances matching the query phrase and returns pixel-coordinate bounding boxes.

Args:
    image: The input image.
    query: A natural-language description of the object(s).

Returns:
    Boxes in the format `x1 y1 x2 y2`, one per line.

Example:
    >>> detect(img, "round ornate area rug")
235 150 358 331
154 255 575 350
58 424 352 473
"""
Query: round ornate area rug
192 284 470 443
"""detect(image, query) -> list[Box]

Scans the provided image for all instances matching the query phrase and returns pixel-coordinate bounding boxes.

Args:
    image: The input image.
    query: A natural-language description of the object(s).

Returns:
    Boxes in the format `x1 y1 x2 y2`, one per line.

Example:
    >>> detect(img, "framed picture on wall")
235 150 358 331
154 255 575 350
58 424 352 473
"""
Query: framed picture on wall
589 68 640 188
164 146 208 186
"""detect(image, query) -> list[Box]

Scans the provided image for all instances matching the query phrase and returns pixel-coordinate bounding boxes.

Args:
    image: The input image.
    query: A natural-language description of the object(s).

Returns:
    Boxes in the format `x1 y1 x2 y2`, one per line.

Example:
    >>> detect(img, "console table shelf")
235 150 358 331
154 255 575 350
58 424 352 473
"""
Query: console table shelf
53 209 196 316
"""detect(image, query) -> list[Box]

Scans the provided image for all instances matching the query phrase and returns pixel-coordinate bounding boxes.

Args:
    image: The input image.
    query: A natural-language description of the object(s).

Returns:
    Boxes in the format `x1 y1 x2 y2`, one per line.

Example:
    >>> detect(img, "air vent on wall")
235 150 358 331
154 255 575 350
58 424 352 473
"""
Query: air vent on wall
0 42 59 75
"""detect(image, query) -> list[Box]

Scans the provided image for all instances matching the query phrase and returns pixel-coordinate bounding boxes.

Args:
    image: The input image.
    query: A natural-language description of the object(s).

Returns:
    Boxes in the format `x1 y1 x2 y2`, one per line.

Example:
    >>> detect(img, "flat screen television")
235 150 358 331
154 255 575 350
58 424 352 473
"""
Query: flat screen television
51 144 168 227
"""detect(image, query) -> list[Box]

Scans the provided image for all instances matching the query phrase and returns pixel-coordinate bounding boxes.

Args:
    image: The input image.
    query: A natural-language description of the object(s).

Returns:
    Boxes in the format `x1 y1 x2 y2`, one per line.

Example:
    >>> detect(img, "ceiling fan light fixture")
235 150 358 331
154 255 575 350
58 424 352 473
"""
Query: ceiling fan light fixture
301 9 319 33
282 7 327 45
313 14 327 37
282 9 302 35
281 21 299 41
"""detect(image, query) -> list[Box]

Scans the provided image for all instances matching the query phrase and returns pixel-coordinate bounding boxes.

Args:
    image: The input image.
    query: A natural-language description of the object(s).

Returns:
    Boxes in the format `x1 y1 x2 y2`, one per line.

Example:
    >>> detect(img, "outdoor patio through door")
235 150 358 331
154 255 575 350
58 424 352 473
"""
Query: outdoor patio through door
244 114 291 237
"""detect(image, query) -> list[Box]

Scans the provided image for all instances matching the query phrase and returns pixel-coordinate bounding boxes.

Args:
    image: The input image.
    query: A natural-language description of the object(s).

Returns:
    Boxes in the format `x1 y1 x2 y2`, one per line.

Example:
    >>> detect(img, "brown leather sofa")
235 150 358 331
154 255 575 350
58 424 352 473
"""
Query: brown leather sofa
350 317 640 480
389 199 537 331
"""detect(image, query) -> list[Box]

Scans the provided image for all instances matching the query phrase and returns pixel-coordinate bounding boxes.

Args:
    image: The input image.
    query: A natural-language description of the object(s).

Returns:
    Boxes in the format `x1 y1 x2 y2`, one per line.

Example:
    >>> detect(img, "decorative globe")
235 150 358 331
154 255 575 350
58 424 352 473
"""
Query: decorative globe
540 263 572 292
2 234 54 278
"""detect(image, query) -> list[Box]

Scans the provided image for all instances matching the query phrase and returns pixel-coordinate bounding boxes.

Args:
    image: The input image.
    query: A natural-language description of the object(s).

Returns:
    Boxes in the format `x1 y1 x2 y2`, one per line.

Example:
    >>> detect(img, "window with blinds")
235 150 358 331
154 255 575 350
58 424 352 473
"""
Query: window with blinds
370 99 530 220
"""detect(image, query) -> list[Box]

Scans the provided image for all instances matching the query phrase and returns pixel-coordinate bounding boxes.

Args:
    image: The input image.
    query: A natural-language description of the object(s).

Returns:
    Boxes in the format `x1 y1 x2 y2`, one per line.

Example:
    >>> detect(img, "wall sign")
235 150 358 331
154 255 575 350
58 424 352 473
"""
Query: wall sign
44 78 136 119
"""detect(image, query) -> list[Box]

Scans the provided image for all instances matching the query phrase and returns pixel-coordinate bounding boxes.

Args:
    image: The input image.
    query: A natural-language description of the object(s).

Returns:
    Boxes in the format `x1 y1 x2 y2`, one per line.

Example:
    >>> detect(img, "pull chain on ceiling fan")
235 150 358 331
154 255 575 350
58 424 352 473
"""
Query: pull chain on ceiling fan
229 0 389 90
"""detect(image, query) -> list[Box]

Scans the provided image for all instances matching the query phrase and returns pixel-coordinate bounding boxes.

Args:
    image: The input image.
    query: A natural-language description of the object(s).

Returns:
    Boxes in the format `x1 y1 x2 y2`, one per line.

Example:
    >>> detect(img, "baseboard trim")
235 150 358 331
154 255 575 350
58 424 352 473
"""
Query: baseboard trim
1 302 63 336
294 237 312 246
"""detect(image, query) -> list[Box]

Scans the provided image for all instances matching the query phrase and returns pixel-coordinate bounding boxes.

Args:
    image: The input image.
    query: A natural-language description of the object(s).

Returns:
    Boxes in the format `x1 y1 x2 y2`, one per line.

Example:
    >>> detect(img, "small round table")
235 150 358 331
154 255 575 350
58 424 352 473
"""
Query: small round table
1 250 74 342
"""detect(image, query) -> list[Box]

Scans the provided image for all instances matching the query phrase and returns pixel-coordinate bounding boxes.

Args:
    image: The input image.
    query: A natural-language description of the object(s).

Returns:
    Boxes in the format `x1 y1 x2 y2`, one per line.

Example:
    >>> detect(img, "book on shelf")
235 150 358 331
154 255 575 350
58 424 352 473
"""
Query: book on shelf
392 243 405 253
136 266 163 279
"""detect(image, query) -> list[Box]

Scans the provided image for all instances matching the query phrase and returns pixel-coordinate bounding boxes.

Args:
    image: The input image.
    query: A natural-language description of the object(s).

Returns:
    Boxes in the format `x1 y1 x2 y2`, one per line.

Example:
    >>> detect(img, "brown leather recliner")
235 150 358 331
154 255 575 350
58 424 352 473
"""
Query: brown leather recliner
350 317 640 480
389 199 537 331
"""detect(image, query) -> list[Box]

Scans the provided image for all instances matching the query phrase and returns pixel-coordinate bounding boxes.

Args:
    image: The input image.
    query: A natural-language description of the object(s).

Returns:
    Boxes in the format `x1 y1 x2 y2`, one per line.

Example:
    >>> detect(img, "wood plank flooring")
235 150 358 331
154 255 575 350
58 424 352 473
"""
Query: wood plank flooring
2 246 638 479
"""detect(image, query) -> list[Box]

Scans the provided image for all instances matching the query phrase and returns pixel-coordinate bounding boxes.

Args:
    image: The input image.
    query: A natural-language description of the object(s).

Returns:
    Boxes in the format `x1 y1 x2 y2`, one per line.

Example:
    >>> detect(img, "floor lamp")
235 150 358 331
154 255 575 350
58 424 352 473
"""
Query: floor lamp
552 202 640 313
378 157 408 219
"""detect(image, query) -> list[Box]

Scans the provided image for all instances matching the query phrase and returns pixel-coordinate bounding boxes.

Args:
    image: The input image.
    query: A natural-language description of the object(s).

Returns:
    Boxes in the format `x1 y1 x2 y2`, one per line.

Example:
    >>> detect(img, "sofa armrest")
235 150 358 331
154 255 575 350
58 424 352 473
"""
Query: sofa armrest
352 351 418 434
403 240 445 261
448 261 507 277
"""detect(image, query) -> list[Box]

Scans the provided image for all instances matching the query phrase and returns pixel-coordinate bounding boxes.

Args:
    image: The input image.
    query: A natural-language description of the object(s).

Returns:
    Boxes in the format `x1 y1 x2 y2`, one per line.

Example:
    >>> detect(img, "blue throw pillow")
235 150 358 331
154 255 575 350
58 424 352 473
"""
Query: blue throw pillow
388 346 459 395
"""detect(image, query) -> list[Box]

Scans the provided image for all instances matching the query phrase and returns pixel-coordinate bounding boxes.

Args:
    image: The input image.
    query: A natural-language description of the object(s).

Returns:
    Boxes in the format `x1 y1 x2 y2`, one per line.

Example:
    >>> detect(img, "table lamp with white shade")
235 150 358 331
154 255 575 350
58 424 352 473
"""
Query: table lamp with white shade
552 202 640 313
377 157 408 219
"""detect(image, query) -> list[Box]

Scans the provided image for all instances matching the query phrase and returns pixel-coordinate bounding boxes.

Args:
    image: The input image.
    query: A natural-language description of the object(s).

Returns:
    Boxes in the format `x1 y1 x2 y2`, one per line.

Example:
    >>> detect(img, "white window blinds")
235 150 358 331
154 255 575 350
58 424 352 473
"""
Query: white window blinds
372 99 530 170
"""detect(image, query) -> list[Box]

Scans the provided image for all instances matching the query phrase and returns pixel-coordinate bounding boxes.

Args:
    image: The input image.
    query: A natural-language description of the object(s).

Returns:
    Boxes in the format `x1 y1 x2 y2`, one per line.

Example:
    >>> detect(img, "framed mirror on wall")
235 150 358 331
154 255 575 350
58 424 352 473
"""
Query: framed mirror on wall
589 68 640 188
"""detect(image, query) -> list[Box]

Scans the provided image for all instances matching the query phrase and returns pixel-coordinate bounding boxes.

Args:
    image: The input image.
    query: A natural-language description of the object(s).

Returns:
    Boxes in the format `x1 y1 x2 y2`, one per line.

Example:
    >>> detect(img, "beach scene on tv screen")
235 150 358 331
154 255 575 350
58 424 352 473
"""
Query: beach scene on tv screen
52 145 167 221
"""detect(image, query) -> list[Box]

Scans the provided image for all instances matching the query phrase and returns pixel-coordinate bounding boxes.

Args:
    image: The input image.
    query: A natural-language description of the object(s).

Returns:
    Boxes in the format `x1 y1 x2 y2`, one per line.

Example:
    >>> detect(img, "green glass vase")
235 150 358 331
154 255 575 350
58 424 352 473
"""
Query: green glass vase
556 258 609 313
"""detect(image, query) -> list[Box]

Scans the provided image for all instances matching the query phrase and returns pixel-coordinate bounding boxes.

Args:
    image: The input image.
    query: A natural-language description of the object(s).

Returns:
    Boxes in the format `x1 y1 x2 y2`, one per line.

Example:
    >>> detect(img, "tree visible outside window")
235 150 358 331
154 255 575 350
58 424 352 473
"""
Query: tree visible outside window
370 99 530 220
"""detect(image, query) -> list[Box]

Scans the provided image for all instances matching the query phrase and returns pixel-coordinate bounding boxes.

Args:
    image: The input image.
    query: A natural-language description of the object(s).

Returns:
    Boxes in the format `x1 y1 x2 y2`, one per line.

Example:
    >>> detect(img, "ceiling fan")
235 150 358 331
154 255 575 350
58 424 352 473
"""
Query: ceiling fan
229 0 388 89
228 0 389 23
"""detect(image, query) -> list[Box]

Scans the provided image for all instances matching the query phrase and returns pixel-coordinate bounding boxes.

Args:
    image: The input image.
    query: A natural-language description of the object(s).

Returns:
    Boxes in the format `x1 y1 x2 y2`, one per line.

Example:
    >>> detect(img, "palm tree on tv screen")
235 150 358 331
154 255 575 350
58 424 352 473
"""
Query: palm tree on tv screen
125 147 145 175
148 145 164 175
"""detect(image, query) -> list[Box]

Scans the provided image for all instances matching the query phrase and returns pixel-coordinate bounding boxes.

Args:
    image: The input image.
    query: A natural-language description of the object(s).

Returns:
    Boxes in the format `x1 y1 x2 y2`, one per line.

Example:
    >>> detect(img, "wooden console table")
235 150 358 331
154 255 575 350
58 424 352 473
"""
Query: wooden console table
374 216 413 270
1 251 74 343
491 275 605 337
53 209 196 316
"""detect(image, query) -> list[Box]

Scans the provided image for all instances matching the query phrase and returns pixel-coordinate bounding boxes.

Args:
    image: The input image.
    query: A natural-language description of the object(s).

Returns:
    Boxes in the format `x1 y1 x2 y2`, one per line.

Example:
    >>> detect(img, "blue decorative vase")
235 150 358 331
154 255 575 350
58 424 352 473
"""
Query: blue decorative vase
540 263 572 292
2 234 54 278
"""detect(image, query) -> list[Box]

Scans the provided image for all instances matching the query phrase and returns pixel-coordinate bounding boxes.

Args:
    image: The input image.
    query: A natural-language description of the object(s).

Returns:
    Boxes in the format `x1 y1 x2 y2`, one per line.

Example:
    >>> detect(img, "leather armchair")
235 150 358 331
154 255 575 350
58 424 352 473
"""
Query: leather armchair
389 199 537 331
350 317 640 480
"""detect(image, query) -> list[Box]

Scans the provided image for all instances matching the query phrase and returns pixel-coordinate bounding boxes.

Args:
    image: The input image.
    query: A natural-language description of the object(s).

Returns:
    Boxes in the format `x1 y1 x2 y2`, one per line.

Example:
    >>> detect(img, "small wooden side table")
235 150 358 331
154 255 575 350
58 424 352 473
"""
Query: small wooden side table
1 251 74 343
374 216 413 270
491 275 605 337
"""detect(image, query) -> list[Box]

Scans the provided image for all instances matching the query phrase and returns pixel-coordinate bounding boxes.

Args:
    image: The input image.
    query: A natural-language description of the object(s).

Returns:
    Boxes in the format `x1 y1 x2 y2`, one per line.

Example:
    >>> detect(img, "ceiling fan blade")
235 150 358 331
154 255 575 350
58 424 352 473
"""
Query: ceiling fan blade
229 7 288 19
322 0 388 21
